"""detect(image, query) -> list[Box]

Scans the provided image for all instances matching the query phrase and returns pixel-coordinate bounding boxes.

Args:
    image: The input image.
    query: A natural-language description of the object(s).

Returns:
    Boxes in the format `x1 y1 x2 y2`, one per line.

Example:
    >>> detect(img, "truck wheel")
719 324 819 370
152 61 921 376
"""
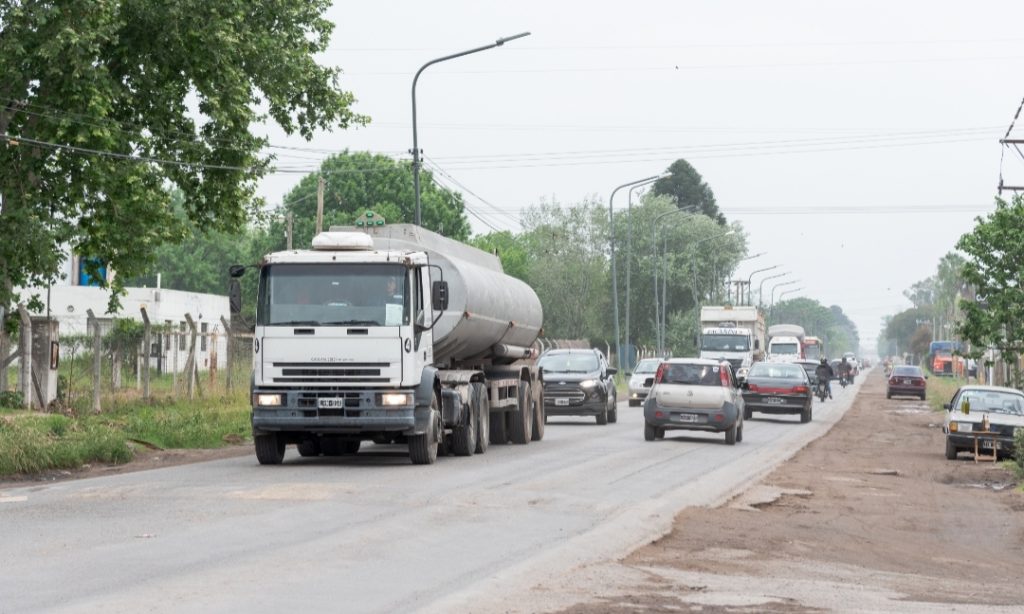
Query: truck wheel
342 440 360 455
409 399 440 465
472 382 490 454
254 433 285 465
596 408 608 425
510 381 533 444
644 422 656 441
320 437 358 456
297 439 320 457
451 389 477 457
489 409 508 445
531 392 545 441
725 422 738 445
945 437 958 460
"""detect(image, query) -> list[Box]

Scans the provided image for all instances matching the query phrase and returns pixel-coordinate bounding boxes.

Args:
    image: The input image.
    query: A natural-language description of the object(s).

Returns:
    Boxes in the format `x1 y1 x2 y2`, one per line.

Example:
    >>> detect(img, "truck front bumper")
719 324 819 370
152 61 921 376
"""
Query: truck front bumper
251 388 428 436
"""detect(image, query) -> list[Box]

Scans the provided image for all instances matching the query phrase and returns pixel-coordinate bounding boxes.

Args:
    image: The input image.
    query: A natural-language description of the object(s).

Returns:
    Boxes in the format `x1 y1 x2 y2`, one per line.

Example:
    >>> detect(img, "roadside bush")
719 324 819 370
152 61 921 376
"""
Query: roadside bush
0 415 133 476
0 390 23 409
1013 428 1024 479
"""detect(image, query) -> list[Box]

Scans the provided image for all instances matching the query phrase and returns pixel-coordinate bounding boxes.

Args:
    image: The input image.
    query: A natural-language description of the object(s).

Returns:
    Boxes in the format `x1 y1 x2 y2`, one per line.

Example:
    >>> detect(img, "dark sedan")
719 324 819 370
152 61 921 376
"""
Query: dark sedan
741 362 813 423
887 365 927 400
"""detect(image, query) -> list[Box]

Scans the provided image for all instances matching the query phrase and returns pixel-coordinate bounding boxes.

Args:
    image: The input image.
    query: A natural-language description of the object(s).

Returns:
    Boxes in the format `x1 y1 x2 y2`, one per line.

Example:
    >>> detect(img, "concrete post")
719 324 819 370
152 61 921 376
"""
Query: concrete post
140 307 151 400
221 316 233 394
86 309 101 413
17 305 32 409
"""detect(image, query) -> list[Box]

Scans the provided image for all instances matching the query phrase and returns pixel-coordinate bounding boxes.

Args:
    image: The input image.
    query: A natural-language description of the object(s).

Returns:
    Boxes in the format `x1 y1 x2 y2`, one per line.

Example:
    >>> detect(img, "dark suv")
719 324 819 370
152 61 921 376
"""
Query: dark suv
539 349 618 425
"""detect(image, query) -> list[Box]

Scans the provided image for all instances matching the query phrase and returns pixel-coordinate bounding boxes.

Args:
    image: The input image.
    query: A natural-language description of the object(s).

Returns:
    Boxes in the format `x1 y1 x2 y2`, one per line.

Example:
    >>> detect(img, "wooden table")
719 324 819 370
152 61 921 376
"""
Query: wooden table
968 430 1000 463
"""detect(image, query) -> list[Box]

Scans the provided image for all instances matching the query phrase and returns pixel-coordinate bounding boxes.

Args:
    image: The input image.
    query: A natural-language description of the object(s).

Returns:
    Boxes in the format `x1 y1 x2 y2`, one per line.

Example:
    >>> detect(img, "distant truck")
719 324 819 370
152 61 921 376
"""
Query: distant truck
767 324 806 362
698 305 766 380
233 222 545 466
929 340 962 376
803 336 824 361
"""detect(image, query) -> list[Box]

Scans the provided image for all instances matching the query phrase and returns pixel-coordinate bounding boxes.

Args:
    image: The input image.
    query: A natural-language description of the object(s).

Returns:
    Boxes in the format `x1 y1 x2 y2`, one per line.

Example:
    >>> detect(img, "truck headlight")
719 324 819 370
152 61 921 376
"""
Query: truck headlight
379 392 413 407
578 379 598 388
255 393 283 407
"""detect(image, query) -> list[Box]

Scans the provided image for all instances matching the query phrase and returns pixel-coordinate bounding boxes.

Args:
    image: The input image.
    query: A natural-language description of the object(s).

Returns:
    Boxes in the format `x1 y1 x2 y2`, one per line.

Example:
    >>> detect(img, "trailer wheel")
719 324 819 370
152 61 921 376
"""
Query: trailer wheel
489 406 508 445
296 439 321 457
472 382 490 454
451 389 477 457
531 390 545 441
254 433 285 465
409 397 440 465
509 381 533 444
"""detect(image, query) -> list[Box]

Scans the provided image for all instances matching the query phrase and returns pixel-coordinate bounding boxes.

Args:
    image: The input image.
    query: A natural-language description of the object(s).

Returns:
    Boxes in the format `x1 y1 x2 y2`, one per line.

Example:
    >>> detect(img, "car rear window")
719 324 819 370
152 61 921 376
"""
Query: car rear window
662 363 723 386
748 364 805 380
892 366 923 377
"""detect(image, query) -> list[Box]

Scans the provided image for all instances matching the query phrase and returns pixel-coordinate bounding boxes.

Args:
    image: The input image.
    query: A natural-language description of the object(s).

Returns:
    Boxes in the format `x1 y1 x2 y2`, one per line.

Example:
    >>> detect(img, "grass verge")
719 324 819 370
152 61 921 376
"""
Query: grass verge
0 395 250 478
925 375 965 412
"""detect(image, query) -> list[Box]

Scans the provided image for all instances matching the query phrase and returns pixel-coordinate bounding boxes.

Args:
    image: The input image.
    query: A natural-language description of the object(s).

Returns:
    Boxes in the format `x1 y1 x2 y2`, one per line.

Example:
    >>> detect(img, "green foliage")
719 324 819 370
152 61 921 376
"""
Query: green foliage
471 231 530 281
651 159 726 225
0 1 366 315
880 307 931 358
1013 427 1024 479
956 195 1024 387
0 391 23 409
770 297 860 357
121 400 250 449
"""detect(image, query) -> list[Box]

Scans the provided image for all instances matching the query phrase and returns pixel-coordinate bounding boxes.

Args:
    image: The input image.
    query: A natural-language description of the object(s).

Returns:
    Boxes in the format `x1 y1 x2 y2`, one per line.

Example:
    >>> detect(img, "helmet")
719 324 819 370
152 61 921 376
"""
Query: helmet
820 358 827 365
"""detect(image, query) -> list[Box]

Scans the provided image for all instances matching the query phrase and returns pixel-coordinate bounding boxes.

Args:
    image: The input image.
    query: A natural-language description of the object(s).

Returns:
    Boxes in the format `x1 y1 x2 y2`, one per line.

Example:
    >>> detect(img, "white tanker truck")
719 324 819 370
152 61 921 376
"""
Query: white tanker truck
231 222 545 465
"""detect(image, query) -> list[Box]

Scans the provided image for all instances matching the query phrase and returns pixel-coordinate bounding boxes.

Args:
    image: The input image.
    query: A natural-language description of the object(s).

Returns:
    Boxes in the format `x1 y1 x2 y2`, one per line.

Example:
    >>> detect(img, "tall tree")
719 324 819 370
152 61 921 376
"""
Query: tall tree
651 159 726 225
277 151 470 247
957 195 1024 387
0 1 365 315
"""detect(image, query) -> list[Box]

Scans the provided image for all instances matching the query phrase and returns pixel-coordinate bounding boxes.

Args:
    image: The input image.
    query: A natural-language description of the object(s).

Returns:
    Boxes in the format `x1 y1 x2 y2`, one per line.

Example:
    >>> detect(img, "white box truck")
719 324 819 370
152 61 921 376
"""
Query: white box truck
232 222 545 465
767 324 806 363
698 305 766 379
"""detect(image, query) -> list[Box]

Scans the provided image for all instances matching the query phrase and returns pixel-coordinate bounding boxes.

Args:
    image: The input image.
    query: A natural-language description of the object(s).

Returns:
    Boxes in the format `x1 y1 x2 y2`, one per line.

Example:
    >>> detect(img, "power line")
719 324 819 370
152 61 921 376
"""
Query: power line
422 161 511 233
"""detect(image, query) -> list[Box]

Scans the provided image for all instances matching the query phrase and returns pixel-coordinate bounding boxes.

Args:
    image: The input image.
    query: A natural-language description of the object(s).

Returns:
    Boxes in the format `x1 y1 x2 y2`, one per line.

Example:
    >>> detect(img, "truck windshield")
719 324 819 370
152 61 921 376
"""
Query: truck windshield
257 263 409 327
805 346 821 360
770 343 799 354
701 335 750 352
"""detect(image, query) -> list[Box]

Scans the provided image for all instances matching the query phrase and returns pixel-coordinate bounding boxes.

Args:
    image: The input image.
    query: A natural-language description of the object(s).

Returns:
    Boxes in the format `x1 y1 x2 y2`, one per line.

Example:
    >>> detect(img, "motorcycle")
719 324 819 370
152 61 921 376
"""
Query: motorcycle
816 379 829 402
839 373 850 388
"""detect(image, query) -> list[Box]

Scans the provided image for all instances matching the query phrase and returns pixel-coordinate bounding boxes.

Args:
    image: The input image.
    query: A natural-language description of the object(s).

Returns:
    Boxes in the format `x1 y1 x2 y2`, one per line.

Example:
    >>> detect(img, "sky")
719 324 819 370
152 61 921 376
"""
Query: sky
253 0 1024 354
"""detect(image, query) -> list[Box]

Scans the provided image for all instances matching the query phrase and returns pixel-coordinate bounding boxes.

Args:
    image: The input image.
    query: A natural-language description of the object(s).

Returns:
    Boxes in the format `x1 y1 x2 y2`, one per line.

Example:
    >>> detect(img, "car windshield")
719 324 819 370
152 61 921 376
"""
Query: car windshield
633 359 661 374
257 263 409 327
748 364 805 380
539 353 600 373
770 343 799 354
892 367 923 377
661 363 723 386
955 391 1024 416
701 334 750 352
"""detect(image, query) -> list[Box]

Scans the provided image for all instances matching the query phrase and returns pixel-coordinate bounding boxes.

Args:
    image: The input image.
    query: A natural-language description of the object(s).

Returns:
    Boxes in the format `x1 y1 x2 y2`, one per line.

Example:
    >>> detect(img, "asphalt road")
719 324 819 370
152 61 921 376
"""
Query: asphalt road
0 377 865 614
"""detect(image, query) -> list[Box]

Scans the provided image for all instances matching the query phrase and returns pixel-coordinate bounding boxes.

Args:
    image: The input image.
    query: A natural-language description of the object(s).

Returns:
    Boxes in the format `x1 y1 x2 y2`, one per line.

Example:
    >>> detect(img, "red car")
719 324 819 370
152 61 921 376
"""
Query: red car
887 365 927 400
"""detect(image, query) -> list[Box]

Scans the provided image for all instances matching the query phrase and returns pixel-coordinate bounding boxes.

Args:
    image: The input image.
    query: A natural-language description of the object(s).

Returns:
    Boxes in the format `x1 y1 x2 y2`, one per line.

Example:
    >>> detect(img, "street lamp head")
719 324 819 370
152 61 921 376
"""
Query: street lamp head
497 32 531 45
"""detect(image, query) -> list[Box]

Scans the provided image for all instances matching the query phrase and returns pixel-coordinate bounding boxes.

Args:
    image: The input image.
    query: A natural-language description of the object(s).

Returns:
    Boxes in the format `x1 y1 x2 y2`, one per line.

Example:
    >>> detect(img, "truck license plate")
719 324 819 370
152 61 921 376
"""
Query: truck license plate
555 398 570 406
675 413 699 423
765 397 785 404
318 398 345 409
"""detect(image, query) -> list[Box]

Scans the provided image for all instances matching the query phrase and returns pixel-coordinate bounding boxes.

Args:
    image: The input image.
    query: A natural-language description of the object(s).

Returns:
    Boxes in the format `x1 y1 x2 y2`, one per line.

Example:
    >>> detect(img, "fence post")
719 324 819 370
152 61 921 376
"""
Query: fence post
140 307 151 400
184 313 200 399
209 330 218 387
17 305 32 409
0 306 8 393
220 316 233 394
86 309 101 413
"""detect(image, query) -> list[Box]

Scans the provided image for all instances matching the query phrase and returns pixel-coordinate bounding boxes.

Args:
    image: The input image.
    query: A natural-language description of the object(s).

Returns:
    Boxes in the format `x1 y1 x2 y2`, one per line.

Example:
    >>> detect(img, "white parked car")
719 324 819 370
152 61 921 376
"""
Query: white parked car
627 358 663 407
943 385 1024 460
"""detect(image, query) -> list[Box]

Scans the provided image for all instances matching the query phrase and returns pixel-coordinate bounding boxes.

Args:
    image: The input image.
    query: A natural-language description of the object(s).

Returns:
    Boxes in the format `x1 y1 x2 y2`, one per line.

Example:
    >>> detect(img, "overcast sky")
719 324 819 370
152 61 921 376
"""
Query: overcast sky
254 0 1024 353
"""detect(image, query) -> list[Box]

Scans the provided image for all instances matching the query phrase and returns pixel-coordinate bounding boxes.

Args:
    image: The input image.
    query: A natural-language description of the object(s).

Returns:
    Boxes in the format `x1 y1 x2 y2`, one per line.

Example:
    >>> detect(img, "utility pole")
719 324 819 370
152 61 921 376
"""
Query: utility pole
315 175 325 235
286 212 294 250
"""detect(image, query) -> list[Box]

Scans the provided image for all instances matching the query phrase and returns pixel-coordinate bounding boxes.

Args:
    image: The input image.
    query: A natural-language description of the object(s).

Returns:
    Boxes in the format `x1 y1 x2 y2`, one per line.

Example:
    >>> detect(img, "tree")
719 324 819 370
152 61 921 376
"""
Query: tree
770 297 860 356
957 195 1024 387
470 231 529 281
651 159 726 225
278 152 470 247
0 1 366 316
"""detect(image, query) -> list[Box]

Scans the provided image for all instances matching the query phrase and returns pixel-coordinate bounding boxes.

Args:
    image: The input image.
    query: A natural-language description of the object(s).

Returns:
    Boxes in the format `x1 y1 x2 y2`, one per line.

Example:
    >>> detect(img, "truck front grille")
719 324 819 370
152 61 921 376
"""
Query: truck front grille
272 362 391 384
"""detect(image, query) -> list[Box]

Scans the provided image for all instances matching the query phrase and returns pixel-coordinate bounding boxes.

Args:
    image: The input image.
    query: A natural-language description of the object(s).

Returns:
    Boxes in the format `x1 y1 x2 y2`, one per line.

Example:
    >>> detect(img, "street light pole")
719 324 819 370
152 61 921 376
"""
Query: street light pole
609 174 662 368
745 265 779 306
727 252 766 304
777 286 804 303
687 230 736 350
625 175 664 370
411 32 531 227
650 206 697 354
769 281 801 325
758 271 790 308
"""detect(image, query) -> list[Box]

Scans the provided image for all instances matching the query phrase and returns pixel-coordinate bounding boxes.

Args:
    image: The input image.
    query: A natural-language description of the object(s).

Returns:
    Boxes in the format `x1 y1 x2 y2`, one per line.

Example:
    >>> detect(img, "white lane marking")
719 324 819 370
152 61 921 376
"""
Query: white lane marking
0 495 28 503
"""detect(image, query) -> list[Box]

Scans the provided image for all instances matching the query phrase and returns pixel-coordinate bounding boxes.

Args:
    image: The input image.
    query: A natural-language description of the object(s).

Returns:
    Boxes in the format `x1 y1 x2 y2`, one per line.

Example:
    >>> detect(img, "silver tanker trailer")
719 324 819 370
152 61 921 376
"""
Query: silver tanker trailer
234 222 545 465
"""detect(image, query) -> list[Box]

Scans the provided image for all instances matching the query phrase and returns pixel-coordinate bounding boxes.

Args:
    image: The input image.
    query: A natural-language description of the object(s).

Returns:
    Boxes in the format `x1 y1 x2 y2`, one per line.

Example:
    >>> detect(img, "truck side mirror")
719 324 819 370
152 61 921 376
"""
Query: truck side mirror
229 264 246 278
229 279 242 315
432 280 449 311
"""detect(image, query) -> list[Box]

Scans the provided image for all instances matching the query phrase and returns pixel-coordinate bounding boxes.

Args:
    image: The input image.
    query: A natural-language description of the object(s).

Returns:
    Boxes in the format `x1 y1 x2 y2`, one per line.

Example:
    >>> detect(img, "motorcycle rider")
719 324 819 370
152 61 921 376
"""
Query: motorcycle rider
838 356 853 384
815 358 834 399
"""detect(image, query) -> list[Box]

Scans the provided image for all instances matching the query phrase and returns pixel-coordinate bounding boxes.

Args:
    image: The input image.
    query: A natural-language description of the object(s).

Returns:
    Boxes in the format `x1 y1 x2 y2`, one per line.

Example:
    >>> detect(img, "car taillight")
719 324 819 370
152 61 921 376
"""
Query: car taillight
793 385 808 394
889 377 897 385
720 365 731 388
746 383 759 393
654 363 667 384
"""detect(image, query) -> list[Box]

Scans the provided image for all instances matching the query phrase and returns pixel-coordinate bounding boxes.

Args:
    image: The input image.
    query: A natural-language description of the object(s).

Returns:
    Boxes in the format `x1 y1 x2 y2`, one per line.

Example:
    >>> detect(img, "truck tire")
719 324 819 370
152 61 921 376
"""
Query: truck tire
510 381 533 444
297 439 321 457
409 398 440 465
489 409 508 445
451 388 477 457
531 391 545 441
254 433 285 465
321 437 360 456
472 382 490 454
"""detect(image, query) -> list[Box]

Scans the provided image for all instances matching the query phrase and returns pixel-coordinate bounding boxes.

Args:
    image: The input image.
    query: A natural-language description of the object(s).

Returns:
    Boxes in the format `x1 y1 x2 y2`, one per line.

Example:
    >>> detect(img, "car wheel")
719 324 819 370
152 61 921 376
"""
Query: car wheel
945 437 958 460
725 422 738 445
743 406 752 421
886 392 892 399
920 394 927 401
644 422 656 441
800 404 812 424
656 427 666 439
736 419 743 443
596 408 608 425
608 405 618 424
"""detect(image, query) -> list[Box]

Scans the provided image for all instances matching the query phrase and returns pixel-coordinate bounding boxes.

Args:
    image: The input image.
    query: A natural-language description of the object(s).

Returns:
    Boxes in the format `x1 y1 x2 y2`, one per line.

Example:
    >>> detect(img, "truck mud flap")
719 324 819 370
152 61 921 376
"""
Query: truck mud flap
441 388 464 425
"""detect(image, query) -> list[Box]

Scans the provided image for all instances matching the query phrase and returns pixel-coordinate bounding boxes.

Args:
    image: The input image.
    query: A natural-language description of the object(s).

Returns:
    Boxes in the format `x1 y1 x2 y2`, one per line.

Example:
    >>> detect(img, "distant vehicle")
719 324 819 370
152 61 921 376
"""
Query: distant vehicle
628 358 662 407
698 305 766 380
929 340 962 375
943 385 1024 460
643 359 744 445
539 348 618 425
887 365 927 400
767 324 806 363
842 352 860 377
829 359 842 380
741 361 813 423
803 336 824 361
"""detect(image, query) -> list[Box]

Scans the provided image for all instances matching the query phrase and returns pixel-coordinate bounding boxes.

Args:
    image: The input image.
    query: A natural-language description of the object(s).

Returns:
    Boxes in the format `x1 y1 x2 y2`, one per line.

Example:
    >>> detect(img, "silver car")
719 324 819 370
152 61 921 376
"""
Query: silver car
643 358 745 445
627 358 662 407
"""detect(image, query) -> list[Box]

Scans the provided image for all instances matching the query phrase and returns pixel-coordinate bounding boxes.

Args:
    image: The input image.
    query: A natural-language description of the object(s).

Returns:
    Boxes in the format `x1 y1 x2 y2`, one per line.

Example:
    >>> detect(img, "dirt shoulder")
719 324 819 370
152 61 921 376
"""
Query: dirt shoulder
553 371 1024 613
